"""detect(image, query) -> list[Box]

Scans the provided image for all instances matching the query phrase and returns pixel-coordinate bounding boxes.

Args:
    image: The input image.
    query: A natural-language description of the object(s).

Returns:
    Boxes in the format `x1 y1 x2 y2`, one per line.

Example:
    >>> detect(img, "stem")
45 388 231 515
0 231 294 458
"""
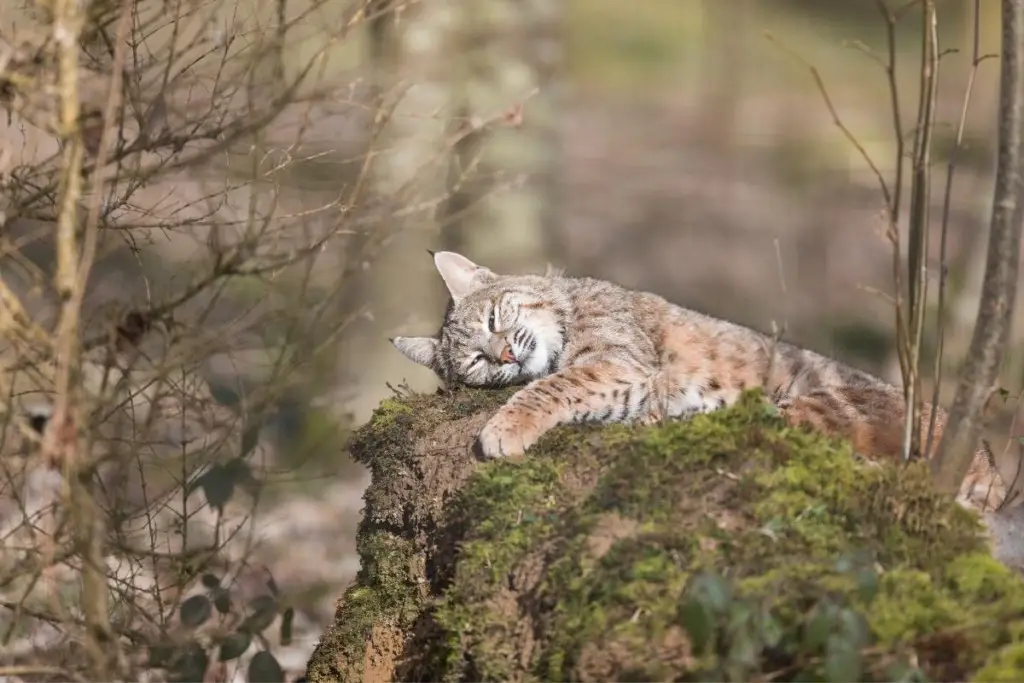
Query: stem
901 0 940 461
925 0 990 458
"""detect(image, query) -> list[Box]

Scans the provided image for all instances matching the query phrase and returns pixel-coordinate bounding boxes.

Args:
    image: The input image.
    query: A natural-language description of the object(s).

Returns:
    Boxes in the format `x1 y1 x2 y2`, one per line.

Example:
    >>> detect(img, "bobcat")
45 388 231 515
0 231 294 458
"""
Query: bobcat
392 251 1006 511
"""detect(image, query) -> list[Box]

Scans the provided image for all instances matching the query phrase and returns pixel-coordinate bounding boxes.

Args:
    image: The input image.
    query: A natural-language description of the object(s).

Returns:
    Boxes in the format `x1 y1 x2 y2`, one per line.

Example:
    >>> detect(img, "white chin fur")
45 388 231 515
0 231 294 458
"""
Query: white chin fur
519 339 552 379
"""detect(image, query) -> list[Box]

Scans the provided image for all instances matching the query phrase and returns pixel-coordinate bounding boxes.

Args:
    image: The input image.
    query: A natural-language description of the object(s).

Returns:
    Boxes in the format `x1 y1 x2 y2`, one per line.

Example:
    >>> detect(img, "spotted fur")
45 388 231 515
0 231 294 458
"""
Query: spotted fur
392 251 1005 511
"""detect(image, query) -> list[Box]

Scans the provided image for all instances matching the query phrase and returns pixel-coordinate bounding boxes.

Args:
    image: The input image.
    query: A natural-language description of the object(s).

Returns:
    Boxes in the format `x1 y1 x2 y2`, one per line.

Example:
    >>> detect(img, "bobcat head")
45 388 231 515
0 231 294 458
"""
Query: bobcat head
391 251 568 388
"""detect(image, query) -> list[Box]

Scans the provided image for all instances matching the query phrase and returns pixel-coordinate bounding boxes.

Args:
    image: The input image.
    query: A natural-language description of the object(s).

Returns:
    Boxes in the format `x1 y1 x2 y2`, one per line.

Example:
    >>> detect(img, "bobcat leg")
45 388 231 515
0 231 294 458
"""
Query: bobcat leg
477 362 649 459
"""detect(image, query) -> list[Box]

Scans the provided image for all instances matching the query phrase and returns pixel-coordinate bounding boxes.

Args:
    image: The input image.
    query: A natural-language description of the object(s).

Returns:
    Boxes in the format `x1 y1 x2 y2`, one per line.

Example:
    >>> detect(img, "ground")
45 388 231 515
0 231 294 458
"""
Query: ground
305 387 1024 682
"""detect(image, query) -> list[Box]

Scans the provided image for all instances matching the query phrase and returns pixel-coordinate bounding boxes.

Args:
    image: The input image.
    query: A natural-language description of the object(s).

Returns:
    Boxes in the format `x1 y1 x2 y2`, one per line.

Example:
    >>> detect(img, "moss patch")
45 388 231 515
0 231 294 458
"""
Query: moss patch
306 389 1024 682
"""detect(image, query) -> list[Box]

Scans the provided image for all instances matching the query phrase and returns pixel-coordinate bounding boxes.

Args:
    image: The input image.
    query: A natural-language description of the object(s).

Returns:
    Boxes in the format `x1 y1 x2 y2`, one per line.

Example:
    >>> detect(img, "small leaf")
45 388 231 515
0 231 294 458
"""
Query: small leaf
241 420 262 458
248 651 285 683
226 457 261 495
242 595 279 634
201 573 221 589
168 641 209 683
838 608 871 649
209 381 242 407
213 588 232 615
727 629 758 668
760 611 783 649
678 599 715 654
833 553 855 574
692 573 731 614
803 603 835 652
180 594 213 628
264 567 280 597
726 601 754 634
854 568 879 602
825 634 863 683
280 607 294 646
219 630 253 661
148 642 176 667
199 464 236 511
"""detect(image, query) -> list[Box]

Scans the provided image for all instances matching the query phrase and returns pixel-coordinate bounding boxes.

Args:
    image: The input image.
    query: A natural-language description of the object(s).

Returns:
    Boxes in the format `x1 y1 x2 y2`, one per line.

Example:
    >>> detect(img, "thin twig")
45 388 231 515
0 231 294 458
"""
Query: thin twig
925 0 996 457
900 0 940 461
876 0 912 415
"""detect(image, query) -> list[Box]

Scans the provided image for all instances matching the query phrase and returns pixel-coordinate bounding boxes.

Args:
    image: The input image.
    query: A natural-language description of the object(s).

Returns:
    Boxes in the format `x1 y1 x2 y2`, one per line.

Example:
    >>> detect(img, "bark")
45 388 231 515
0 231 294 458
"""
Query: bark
932 0 1024 496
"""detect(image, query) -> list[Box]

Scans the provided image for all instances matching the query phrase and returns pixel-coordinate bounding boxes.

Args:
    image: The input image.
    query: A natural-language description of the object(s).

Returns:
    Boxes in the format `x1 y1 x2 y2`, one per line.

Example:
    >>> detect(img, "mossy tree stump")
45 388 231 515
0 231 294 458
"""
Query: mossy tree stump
306 388 1024 682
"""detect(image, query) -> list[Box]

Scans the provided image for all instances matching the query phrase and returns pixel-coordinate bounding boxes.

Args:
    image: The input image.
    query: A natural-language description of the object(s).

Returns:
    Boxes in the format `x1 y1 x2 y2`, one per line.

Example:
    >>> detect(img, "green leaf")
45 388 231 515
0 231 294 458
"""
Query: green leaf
248 651 285 683
834 554 855 574
242 595 279 634
199 464 235 511
147 642 176 667
854 568 879 602
803 603 835 652
168 641 209 683
838 608 870 649
201 573 221 589
692 573 731 614
280 607 294 646
219 630 253 661
265 569 280 597
678 598 715 654
213 588 232 615
726 601 753 635
825 634 863 683
759 610 783 649
241 420 262 458
180 594 213 628
209 381 242 407
727 630 758 669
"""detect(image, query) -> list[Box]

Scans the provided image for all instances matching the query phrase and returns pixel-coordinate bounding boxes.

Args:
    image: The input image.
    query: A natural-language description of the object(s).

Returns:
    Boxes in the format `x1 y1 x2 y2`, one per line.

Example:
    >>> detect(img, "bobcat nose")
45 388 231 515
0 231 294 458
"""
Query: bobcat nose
499 345 517 364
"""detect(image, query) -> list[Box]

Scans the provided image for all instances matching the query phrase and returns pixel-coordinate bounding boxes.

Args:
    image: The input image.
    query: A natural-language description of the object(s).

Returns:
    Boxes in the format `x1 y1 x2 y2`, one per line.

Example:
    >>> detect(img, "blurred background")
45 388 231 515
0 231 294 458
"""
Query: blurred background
0 0 1017 677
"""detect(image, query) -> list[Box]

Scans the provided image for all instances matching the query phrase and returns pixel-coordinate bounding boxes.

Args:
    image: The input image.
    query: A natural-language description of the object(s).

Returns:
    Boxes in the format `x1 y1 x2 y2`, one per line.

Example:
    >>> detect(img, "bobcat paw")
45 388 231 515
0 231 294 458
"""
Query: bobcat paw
476 415 530 460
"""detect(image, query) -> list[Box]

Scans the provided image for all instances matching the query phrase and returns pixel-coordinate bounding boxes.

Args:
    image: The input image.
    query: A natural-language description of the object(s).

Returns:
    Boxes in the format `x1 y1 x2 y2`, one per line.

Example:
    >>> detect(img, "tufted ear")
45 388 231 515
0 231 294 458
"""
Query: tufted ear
391 336 439 368
432 251 495 302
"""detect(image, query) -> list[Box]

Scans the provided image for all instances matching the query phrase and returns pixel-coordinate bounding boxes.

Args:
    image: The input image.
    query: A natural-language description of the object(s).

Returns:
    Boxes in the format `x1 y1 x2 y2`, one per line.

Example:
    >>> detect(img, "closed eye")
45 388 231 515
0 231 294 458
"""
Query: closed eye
487 307 498 333
469 353 488 370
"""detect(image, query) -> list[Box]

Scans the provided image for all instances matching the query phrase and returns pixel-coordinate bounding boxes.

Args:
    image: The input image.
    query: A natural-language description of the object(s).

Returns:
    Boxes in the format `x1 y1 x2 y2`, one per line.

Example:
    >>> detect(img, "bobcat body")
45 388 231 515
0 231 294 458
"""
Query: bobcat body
392 251 1005 511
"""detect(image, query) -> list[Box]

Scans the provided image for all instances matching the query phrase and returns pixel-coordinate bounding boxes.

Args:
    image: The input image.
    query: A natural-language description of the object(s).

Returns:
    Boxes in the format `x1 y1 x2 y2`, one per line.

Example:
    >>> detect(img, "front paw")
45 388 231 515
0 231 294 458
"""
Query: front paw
476 414 530 460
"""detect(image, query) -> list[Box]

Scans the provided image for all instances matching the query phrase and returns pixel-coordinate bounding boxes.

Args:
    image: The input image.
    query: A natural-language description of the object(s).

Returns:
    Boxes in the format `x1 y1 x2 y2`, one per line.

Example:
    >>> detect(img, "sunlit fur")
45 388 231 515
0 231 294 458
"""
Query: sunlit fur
392 251 1006 513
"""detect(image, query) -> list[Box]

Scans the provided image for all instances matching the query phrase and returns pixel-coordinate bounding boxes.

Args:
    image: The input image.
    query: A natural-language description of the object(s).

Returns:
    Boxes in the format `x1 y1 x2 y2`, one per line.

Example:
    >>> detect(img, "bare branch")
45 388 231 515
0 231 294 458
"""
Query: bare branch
900 0 940 461
924 0 993 457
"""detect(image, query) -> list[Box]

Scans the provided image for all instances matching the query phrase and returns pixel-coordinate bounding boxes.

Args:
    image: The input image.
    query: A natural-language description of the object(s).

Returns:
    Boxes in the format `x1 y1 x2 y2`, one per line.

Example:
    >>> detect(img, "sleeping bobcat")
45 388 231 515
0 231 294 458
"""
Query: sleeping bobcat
392 251 1006 511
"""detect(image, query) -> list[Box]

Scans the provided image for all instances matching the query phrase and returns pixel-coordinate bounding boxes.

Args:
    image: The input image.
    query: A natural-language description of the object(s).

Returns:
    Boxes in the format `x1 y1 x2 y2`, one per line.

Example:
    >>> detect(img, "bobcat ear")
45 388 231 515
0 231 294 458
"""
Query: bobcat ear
391 336 439 368
433 251 495 301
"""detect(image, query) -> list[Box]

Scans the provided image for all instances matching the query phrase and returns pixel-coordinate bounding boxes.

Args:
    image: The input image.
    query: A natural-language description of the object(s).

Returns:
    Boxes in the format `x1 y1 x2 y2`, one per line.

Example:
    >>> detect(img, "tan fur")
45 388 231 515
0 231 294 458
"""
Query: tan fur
392 252 1005 513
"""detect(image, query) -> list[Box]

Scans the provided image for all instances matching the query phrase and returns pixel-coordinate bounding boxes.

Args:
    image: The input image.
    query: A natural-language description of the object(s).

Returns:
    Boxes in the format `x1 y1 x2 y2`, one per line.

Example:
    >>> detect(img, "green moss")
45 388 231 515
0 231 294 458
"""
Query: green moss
305 530 421 682
307 388 1024 683
976 642 1024 682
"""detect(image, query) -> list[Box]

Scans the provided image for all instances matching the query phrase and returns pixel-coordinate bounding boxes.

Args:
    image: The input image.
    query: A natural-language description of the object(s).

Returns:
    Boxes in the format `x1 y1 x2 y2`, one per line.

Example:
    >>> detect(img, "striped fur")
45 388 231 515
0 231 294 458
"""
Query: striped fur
392 251 1005 512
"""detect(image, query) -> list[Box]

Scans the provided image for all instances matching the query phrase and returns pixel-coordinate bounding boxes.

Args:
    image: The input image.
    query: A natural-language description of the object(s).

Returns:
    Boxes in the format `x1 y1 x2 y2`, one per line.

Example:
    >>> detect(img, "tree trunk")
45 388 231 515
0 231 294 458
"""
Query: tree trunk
932 0 1024 496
